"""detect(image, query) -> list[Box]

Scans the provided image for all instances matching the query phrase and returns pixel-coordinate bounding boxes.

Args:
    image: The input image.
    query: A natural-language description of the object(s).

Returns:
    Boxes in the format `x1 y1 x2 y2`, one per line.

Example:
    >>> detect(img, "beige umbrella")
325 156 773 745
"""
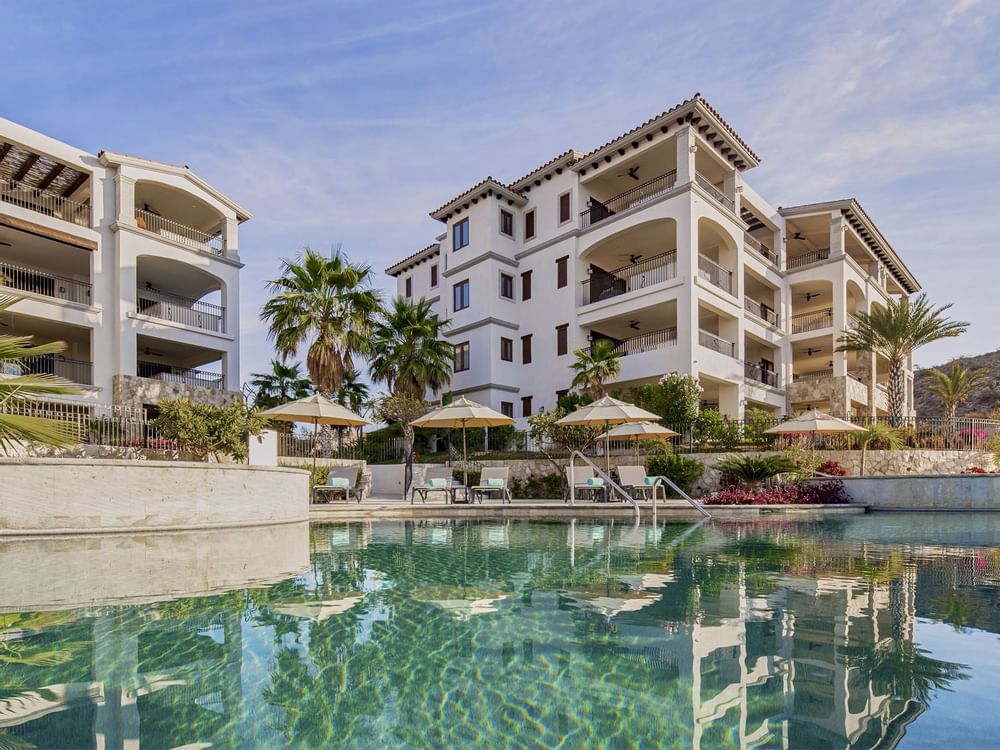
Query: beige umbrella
411 397 514 485
598 421 679 463
259 393 369 473
412 584 510 621
274 593 366 622
557 395 660 471
764 408 864 452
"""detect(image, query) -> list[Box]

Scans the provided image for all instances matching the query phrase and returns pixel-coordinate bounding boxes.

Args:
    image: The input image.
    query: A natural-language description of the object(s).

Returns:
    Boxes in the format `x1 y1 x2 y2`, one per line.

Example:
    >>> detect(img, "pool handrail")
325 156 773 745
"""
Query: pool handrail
568 450 640 521
649 476 712 518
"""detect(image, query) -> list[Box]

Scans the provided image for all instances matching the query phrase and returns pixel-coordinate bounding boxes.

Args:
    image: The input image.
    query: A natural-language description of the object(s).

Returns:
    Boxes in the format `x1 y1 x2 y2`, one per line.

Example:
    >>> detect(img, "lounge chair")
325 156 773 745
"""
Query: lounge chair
564 466 606 503
471 467 512 504
617 465 664 504
312 466 363 504
410 466 455 504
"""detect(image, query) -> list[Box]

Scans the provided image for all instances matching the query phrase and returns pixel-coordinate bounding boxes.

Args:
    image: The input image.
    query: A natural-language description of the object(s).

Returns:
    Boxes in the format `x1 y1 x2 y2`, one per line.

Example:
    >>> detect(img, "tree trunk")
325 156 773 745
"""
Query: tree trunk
887 359 906 427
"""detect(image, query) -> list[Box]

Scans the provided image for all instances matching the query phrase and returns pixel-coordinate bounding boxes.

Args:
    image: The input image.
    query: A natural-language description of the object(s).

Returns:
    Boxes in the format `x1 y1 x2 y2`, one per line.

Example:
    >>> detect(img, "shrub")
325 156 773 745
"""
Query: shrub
453 468 481 487
743 408 778 448
693 409 742 450
509 472 563 499
817 460 847 477
713 454 799 486
647 453 705 496
152 398 267 461
632 373 702 425
702 481 848 505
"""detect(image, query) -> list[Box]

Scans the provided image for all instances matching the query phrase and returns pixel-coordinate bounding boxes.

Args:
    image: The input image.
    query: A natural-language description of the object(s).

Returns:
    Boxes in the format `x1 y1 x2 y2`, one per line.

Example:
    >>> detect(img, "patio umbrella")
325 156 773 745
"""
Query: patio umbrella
274 593 366 622
764 408 865 451
598 421 679 463
557 395 660 471
410 397 514 485
258 393 369 473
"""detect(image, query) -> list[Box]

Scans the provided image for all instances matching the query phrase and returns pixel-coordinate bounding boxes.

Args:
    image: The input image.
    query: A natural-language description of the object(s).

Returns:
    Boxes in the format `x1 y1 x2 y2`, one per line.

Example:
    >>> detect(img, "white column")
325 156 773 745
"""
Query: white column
830 213 846 258
221 215 239 259
676 126 696 185
115 173 136 227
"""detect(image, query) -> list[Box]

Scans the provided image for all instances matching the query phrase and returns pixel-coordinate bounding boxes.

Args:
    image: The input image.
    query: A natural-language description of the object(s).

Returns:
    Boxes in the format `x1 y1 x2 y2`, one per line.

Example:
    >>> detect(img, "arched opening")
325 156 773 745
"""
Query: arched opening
136 255 226 333
580 219 677 305
697 217 737 295
134 181 225 254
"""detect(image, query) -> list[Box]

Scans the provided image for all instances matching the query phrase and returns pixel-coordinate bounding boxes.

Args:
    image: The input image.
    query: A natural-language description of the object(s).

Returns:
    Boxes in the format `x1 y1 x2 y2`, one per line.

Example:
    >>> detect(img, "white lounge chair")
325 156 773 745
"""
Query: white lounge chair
616 465 663 503
410 466 455 504
471 467 512 504
565 466 606 503
312 466 363 504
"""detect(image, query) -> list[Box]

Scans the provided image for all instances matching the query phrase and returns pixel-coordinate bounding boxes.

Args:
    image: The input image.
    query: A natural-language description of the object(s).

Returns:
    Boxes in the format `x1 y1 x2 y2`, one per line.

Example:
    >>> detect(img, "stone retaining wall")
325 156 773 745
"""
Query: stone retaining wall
833 475 1000 510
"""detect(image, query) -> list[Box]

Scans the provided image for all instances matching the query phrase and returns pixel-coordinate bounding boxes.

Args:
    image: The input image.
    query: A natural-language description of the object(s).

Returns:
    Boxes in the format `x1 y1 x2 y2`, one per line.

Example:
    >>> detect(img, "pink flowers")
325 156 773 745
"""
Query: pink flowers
703 481 849 505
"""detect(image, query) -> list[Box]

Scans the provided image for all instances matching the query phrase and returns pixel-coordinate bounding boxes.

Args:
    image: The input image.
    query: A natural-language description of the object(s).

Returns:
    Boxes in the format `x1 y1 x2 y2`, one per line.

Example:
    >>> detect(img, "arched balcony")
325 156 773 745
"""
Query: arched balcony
136 256 226 334
579 219 677 307
697 217 737 296
134 181 226 255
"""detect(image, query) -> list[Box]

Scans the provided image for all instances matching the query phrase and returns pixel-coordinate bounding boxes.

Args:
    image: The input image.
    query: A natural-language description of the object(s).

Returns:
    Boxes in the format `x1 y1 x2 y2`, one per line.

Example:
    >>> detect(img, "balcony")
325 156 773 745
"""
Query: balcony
744 232 778 267
786 249 830 270
699 329 737 358
603 327 677 357
137 360 224 389
0 258 92 305
0 178 90 228
579 170 677 229
745 361 779 388
0 138 91 228
580 251 677 306
135 208 223 255
694 172 734 212
18 354 93 386
790 308 833 334
137 286 226 333
744 296 779 328
697 255 734 295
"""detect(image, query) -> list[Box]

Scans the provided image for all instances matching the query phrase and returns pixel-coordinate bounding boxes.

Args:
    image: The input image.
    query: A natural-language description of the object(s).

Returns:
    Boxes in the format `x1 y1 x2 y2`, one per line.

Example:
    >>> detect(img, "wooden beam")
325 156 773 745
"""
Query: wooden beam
12 154 39 183
61 172 88 198
0 143 11 165
36 164 65 192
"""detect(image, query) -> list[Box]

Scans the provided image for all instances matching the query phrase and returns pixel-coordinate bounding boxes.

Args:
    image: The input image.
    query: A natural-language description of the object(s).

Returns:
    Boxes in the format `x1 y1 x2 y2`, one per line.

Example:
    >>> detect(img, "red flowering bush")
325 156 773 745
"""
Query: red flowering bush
817 460 847 477
702 480 848 505
963 467 991 474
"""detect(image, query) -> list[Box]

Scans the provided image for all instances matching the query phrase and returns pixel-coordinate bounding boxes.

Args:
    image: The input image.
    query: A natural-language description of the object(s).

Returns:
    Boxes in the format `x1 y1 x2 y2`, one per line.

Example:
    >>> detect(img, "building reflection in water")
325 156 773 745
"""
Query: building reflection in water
1 516 991 748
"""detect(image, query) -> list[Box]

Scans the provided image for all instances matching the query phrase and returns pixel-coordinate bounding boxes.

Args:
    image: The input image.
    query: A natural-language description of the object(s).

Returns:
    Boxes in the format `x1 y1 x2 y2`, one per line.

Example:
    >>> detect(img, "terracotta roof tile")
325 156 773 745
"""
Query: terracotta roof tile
428 176 525 221
508 149 583 191
385 243 440 276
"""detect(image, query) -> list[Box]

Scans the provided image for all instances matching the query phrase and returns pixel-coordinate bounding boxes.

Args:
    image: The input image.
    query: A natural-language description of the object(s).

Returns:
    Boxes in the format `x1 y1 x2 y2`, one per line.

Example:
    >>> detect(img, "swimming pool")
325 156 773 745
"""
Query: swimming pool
3 514 1000 748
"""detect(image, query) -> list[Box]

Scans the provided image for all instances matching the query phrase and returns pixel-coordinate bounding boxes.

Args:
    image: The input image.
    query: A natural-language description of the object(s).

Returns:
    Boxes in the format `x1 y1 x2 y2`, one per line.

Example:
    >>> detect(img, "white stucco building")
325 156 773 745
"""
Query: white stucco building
387 94 920 422
0 117 248 414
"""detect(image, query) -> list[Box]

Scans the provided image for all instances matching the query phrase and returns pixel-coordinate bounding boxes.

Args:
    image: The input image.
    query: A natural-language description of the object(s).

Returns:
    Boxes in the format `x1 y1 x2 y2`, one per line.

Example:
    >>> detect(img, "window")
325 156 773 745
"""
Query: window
558 192 571 224
499 272 514 300
430 264 438 288
452 218 469 251
524 209 536 240
521 334 532 364
556 324 569 356
556 256 568 288
521 270 532 301
521 395 533 417
500 401 514 419
500 209 513 237
500 337 513 361
454 341 470 372
453 279 470 311
404 277 412 298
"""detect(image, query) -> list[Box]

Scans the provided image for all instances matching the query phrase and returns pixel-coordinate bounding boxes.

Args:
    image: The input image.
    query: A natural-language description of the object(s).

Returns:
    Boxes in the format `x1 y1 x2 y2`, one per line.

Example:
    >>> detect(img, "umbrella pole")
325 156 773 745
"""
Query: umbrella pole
605 420 611 474
312 417 319 477
462 419 468 487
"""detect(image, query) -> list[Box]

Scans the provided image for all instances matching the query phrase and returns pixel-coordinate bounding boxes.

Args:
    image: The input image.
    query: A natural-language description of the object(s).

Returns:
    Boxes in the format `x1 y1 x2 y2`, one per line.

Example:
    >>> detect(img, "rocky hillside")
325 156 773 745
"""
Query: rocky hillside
914 349 1000 416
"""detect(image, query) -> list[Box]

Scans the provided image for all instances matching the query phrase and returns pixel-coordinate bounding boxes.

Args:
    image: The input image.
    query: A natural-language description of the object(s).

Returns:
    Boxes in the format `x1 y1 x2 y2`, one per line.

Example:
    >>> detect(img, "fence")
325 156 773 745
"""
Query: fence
0 401 174 450
579 170 678 229
0 259 92 305
135 208 224 255
0 178 91 227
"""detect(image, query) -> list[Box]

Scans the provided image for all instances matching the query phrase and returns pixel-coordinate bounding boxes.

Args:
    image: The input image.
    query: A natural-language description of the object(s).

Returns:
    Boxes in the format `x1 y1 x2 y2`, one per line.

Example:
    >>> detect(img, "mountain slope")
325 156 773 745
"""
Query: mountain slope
914 349 1000 416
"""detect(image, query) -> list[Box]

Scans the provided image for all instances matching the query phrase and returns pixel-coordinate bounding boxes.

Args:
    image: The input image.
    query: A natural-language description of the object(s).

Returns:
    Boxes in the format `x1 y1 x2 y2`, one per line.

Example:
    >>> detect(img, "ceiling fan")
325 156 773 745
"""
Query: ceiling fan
792 232 806 240
805 347 823 356
622 253 643 264
628 320 640 330
143 346 165 358
617 166 641 181
803 291 822 302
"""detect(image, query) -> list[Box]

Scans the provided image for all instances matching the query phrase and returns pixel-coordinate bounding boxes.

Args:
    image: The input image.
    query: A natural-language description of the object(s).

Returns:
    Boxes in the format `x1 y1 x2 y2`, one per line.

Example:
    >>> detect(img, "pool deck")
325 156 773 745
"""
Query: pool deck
310 497 867 521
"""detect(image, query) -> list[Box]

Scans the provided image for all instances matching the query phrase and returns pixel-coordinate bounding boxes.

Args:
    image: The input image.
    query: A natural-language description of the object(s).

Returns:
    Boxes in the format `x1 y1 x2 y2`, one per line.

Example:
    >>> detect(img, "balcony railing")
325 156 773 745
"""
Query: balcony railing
694 172 735 212
791 308 833 334
0 178 90 227
697 255 734 294
699 329 737 358
137 286 226 333
743 296 779 327
579 250 677 306
847 313 860 329
744 361 779 388
17 355 93 385
579 170 677 229
600 327 677 358
792 369 833 382
744 232 778 267
135 208 223 255
786 249 831 270
0 259 92 305
137 360 225 389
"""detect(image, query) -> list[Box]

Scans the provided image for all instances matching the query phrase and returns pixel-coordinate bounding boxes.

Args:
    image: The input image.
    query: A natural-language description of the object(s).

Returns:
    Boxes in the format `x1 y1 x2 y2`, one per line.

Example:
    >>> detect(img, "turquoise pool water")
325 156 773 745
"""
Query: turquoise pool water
3 514 1000 748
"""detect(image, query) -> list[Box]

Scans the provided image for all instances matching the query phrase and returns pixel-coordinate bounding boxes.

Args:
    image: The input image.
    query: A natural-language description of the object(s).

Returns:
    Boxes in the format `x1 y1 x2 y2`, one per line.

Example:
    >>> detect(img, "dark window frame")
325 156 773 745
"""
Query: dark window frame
500 401 514 419
556 256 568 289
499 272 514 300
521 270 532 301
453 279 470 311
521 395 533 418
500 208 514 237
452 217 470 251
454 341 471 372
430 264 438 288
558 192 571 224
500 336 513 362
521 334 532 364
556 323 569 356
404 276 412 298
524 209 536 240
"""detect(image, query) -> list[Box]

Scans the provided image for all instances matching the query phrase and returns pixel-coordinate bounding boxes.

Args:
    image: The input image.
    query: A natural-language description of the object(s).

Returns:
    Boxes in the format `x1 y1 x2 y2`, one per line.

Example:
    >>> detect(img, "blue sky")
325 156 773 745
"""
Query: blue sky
6 0 998 385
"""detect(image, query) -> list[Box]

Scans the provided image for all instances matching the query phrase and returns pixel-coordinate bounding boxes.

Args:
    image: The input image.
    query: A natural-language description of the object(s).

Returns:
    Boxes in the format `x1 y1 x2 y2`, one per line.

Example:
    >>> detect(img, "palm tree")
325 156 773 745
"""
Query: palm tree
836 294 968 424
856 423 904 476
261 247 382 396
335 368 370 445
570 339 621 398
368 297 452 398
250 359 312 410
927 362 988 419
0 294 80 452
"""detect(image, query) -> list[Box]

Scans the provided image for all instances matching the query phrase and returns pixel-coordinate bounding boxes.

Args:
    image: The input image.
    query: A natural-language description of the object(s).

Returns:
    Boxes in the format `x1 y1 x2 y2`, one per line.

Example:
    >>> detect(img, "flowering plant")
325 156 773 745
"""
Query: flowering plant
702 480 848 505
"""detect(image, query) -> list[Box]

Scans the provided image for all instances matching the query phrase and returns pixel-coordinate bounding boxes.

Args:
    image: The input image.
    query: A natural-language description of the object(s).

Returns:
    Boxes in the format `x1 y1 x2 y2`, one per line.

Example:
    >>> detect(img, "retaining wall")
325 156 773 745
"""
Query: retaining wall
834 475 1000 511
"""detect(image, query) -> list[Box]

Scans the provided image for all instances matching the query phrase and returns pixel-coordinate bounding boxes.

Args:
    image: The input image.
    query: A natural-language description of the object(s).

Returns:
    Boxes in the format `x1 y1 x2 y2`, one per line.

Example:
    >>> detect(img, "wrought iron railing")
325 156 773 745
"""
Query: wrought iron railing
0 400 174 449
135 208 223 254
137 360 225 389
786 249 831 269
698 329 737 358
579 250 677 306
0 178 90 227
744 232 778 266
0 259 92 305
601 327 678 357
694 172 735 212
697 255 734 294
744 361 779 388
579 170 677 229
792 369 833 382
791 308 833 333
137 286 226 333
743 296 780 327
18 355 93 385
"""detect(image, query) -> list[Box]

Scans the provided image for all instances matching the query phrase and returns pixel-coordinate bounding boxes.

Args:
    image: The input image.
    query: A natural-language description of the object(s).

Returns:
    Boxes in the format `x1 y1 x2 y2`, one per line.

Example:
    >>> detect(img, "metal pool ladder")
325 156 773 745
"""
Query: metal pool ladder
568 451 640 521
649 475 712 518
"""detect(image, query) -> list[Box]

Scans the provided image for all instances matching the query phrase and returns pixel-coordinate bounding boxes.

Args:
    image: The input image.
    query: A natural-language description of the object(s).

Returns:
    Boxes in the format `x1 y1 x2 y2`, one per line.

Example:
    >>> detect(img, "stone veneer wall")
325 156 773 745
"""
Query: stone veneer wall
113 374 240 411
